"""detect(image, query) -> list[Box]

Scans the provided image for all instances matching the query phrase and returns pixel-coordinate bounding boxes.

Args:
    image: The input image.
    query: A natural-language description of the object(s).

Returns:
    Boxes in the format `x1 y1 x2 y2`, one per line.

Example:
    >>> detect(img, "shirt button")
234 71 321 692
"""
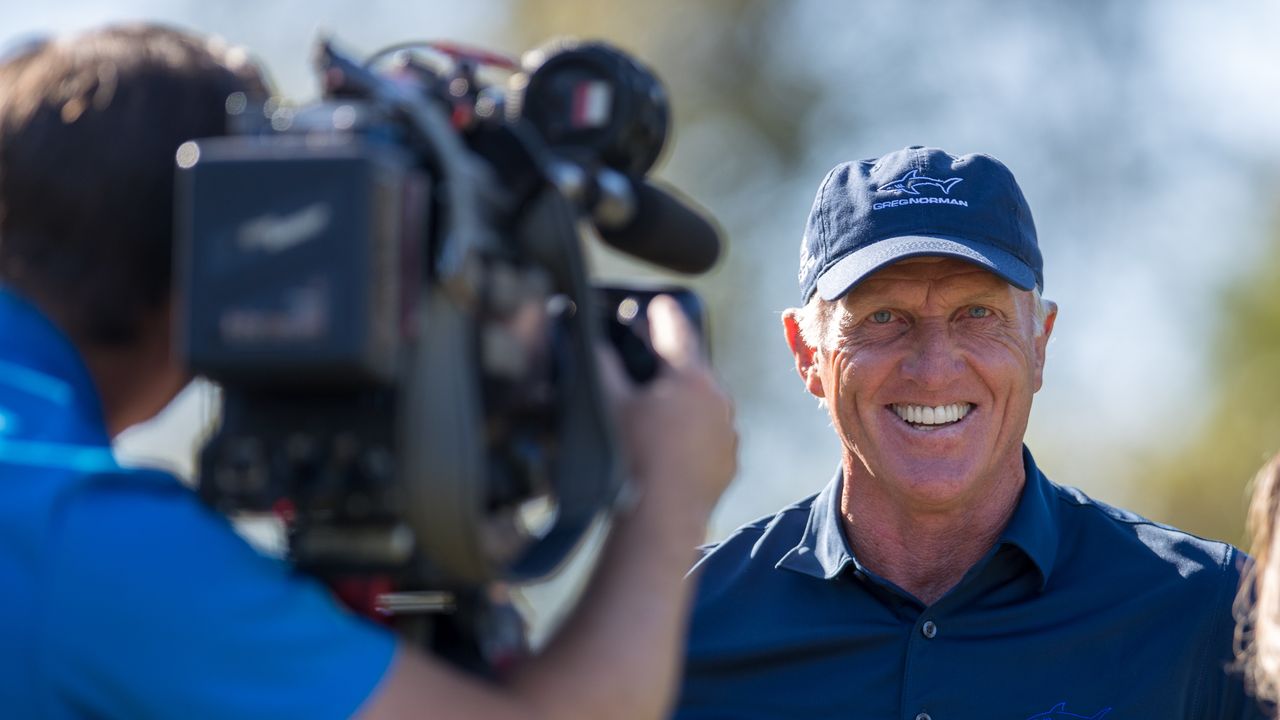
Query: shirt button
921 620 938 639
915 713 932 720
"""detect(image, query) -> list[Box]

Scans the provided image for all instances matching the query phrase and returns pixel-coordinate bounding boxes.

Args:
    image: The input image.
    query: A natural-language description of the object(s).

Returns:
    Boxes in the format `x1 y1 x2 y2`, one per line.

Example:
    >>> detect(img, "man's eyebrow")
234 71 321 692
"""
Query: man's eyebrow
958 287 1016 305
840 296 889 320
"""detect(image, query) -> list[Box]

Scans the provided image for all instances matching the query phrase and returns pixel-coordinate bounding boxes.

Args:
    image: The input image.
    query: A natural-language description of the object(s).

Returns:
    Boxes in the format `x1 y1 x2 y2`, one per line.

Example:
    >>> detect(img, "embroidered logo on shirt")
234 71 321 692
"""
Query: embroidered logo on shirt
1025 702 1112 720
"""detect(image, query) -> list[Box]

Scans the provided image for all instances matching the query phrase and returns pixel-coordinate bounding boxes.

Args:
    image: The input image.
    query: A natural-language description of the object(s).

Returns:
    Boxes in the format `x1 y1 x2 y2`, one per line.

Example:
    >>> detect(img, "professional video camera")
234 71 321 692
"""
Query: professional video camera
173 36 721 670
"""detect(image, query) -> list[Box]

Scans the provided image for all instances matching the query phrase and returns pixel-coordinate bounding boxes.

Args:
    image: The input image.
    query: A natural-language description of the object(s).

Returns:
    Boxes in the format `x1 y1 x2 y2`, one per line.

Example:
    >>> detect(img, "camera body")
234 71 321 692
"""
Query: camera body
175 35 719 642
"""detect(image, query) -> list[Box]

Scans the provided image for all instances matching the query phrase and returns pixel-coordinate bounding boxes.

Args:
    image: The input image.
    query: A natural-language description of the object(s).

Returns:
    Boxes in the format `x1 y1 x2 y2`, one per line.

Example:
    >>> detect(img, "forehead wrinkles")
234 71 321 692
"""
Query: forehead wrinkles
844 267 1011 314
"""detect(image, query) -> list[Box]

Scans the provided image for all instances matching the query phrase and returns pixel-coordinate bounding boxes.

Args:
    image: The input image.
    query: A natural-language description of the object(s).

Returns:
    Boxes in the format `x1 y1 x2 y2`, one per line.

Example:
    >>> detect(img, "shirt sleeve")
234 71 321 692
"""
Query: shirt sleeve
40 473 398 720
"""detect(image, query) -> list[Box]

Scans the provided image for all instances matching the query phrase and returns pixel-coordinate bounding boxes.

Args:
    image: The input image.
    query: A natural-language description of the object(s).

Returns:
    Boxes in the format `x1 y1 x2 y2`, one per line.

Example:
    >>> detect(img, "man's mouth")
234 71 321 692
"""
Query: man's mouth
889 403 974 430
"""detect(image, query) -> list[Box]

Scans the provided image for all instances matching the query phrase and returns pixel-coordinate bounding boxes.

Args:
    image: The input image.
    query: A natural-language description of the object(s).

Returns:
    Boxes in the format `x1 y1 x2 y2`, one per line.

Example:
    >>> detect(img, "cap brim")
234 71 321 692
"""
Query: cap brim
813 234 1039 301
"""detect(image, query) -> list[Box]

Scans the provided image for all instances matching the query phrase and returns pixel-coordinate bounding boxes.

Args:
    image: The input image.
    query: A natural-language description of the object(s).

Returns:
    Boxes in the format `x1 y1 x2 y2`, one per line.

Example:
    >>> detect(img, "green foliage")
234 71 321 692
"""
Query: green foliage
1137 224 1280 546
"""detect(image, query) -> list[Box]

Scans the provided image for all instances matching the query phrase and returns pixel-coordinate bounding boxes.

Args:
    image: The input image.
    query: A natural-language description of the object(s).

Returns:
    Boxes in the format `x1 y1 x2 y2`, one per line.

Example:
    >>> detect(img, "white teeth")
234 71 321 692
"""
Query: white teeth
891 403 973 427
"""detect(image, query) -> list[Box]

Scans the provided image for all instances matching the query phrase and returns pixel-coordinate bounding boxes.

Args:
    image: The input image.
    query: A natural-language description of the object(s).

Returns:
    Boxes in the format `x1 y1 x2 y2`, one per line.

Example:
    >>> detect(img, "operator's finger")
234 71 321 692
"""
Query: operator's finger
594 343 632 413
647 295 702 371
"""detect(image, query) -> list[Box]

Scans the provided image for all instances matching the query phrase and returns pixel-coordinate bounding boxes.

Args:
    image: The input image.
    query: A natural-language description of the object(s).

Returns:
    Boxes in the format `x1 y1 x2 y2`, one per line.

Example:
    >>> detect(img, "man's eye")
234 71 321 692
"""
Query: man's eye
967 306 991 319
870 310 894 324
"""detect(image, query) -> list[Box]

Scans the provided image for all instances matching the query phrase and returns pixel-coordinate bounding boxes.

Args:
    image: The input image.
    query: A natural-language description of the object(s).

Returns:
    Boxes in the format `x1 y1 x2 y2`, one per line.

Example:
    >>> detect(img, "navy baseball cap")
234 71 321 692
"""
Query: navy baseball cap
798 146 1042 302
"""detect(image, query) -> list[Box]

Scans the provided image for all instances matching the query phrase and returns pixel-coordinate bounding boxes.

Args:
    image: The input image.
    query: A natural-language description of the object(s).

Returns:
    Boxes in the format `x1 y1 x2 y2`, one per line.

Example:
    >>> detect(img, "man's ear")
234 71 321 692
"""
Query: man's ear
782 309 825 399
1032 300 1058 392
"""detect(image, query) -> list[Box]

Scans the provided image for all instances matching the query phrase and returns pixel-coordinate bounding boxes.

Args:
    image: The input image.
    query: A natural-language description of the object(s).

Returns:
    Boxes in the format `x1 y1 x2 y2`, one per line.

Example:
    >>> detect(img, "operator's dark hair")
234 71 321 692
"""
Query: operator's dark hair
0 23 269 345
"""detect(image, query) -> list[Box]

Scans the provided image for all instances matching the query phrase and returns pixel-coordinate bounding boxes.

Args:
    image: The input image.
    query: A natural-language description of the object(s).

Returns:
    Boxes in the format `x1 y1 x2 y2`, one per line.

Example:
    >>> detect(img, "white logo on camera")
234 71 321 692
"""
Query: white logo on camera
237 203 332 253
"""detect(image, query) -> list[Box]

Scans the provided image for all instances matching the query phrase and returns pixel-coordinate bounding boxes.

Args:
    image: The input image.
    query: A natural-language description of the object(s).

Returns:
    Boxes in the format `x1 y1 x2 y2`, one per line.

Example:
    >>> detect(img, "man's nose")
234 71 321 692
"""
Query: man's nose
899 320 963 388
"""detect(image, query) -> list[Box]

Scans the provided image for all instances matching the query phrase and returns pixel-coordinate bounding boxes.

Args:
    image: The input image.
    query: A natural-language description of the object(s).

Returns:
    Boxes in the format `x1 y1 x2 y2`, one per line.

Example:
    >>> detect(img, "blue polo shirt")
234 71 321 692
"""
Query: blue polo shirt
0 288 397 719
678 450 1266 719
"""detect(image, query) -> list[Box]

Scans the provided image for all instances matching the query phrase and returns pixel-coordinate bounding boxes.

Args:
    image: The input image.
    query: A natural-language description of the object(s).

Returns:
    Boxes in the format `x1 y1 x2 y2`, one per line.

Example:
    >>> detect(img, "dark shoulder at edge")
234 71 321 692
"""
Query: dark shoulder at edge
1051 482 1242 579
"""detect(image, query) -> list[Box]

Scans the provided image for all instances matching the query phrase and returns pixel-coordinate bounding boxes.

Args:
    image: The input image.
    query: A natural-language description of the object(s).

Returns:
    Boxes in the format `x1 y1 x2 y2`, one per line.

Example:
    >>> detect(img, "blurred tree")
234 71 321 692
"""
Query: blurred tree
501 0 818 168
1131 221 1280 545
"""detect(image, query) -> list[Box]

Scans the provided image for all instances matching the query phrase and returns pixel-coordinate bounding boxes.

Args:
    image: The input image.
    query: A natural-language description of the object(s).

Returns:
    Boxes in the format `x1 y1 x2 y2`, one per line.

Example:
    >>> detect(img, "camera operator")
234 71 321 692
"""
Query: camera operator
0 23 737 719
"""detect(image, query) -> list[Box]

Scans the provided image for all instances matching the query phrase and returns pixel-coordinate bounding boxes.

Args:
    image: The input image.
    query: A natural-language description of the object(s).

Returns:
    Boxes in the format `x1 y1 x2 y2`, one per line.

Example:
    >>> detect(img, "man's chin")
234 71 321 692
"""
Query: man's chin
857 452 988 505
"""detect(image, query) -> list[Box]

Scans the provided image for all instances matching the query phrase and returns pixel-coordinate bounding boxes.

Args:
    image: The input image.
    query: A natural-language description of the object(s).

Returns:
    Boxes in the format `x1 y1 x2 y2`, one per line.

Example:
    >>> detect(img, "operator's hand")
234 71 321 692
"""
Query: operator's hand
599 295 738 519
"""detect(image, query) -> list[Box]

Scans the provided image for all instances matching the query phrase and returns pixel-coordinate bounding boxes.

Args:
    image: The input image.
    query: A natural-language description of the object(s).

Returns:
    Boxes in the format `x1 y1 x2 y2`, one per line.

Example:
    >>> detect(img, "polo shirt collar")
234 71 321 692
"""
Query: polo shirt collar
998 446 1060 589
775 467 853 580
776 446 1060 589
0 286 109 444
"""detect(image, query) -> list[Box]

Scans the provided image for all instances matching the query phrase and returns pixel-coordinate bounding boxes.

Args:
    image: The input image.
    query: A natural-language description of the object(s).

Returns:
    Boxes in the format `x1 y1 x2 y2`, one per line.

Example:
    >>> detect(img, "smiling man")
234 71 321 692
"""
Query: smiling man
676 147 1265 719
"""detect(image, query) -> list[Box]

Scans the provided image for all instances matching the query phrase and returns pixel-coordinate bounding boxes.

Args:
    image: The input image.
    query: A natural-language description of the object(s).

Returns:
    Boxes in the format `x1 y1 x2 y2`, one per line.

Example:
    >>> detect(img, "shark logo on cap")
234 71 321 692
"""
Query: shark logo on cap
877 168 963 196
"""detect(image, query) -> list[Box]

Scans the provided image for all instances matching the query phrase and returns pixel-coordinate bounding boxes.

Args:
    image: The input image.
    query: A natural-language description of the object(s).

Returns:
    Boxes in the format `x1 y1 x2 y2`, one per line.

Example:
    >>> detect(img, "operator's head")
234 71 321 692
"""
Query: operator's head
0 23 267 347
782 146 1057 508
0 23 268 433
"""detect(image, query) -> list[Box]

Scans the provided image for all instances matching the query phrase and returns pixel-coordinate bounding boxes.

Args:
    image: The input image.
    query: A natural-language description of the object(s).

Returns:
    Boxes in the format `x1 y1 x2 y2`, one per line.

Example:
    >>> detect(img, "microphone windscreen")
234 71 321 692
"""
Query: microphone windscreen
596 180 722 274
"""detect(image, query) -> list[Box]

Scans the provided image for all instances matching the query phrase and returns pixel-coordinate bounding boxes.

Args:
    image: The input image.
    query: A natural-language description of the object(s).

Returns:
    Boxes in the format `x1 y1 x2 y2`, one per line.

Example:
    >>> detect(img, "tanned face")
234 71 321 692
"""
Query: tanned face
790 257 1055 511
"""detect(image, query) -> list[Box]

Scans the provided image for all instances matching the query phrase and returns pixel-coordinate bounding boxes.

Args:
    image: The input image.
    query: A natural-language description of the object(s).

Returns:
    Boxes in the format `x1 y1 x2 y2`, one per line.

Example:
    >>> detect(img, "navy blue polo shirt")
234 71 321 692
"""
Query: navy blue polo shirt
678 449 1266 719
0 287 396 718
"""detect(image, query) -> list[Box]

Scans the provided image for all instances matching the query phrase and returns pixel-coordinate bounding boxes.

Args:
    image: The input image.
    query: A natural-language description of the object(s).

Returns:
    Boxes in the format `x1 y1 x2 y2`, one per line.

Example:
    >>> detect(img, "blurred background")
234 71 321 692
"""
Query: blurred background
7 0 1280 622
